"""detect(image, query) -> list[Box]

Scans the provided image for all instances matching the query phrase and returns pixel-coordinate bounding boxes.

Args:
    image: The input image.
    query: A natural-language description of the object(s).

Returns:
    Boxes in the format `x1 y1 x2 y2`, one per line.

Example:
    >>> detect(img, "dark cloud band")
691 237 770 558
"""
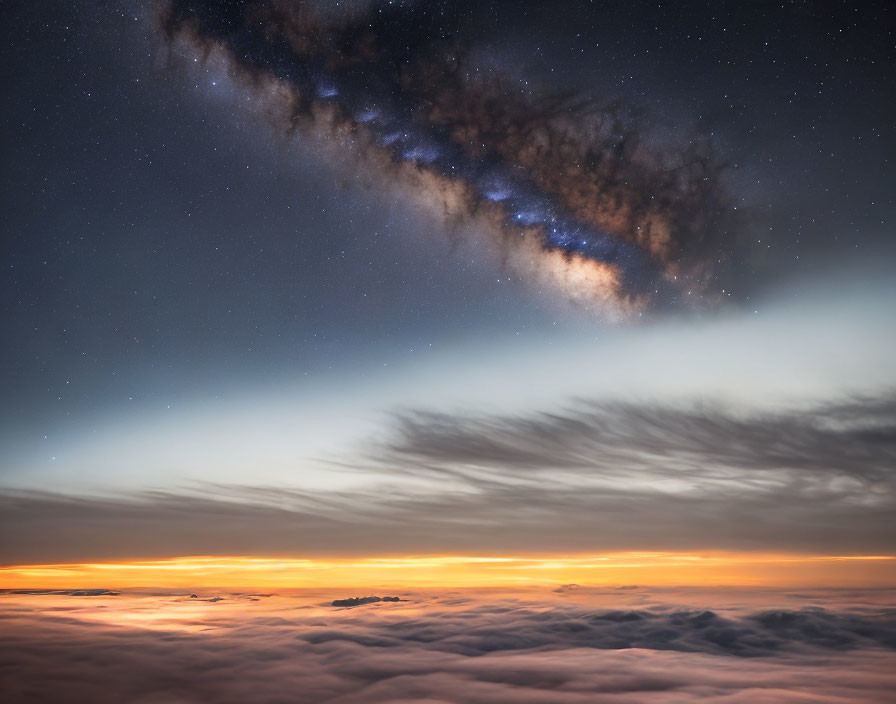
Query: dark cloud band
2 393 893 562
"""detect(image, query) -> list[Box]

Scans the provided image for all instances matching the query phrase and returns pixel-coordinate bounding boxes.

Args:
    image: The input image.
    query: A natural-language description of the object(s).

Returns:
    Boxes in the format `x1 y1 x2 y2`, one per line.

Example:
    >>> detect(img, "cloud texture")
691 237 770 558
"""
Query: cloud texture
2 587 895 703
2 394 893 562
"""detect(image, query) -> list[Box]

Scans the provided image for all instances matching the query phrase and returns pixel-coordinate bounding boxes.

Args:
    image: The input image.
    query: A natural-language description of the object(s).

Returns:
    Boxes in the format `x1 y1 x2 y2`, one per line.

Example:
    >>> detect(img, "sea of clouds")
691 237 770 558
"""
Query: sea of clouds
2 586 895 702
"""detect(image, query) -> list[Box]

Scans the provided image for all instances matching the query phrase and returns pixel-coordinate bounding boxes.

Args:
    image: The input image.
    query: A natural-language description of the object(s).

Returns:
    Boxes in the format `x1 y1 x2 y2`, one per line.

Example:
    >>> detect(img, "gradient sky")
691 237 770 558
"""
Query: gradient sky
1 0 894 572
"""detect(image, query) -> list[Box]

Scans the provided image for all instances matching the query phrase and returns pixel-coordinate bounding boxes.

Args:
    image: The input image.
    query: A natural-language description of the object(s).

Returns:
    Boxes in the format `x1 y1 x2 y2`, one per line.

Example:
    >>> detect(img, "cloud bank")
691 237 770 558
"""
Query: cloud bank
1 588 895 703
2 393 894 562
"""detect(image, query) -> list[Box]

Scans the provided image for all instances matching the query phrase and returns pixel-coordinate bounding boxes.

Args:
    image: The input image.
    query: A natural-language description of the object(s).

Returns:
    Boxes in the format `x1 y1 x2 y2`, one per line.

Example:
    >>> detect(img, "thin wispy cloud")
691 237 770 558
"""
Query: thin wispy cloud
3 394 894 561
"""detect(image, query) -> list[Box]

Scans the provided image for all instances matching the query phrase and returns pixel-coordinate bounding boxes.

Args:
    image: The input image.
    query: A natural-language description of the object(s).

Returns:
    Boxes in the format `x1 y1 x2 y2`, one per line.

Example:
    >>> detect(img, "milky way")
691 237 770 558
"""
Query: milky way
162 0 738 314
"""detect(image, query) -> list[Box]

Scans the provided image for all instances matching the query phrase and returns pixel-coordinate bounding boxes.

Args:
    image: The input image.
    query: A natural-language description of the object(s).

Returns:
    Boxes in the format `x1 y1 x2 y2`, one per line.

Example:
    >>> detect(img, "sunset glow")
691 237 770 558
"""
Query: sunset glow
3 553 895 590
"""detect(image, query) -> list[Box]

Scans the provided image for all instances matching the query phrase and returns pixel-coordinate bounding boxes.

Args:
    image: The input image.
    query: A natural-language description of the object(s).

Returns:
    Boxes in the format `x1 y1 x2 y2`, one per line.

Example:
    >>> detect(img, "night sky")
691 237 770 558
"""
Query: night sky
1 0 894 555
2 2 896 702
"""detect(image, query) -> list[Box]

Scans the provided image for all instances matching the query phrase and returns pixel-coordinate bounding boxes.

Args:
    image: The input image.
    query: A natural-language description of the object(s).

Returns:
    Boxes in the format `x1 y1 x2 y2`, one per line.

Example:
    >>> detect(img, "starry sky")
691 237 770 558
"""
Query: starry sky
1 0 894 563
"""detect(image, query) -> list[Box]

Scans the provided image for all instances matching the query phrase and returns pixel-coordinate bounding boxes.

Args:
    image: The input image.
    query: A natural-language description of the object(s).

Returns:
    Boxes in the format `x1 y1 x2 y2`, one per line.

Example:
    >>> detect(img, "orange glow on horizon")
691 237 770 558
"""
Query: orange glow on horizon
2 553 895 589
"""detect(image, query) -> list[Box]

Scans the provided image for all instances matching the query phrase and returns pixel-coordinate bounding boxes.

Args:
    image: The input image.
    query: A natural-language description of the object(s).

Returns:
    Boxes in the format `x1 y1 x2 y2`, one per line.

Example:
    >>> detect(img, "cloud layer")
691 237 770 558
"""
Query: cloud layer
2 393 893 562
2 587 895 703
